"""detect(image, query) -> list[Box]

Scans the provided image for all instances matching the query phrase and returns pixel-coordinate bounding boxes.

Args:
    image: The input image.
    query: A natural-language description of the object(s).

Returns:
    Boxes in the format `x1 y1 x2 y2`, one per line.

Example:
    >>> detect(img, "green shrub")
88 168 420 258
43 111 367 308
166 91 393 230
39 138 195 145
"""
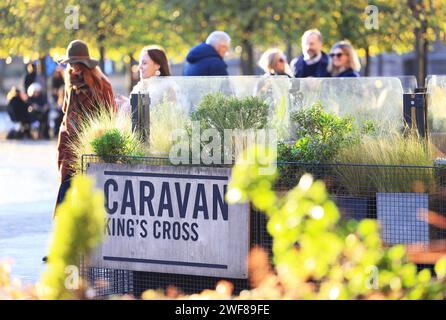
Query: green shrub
279 102 374 164
188 92 270 163
91 128 145 164
39 175 106 299
70 106 146 172
192 92 269 134
277 102 374 188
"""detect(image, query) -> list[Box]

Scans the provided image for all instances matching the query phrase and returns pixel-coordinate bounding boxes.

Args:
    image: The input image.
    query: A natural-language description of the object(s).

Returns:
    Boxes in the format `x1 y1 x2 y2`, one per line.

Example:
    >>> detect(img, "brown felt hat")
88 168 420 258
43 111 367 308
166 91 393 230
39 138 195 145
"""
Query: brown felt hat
59 39 99 69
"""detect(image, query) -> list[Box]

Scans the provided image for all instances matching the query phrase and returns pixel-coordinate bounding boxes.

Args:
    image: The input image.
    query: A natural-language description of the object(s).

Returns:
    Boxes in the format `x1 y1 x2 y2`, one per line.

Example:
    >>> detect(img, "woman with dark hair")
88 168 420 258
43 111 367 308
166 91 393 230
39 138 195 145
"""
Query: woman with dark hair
56 40 116 208
116 45 174 114
139 45 171 77
24 63 37 93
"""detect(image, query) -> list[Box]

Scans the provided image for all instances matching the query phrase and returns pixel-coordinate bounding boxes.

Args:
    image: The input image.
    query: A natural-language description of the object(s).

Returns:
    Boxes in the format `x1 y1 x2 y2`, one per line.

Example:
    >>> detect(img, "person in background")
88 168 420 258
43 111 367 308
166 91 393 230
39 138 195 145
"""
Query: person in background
255 48 292 111
56 39 116 208
290 29 330 78
258 48 292 77
183 31 230 76
6 87 32 139
51 66 65 102
327 41 361 77
27 82 50 139
116 45 172 114
51 66 65 136
24 63 37 93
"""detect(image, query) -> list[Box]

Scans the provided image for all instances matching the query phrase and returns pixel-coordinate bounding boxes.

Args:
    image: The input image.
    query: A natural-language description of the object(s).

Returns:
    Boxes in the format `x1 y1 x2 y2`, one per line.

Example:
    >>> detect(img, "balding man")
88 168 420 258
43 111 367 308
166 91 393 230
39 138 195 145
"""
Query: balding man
183 31 230 76
290 29 330 78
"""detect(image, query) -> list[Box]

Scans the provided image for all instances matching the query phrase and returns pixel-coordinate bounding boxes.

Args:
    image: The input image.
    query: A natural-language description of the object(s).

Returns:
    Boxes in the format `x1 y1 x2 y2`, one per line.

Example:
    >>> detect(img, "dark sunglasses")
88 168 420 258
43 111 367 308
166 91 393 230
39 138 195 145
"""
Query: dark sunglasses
329 52 344 58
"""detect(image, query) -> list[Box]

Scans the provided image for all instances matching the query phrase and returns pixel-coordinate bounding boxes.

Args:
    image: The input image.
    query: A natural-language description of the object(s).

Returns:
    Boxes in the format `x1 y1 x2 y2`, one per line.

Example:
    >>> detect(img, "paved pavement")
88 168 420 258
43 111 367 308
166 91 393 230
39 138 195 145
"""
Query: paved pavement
0 139 58 284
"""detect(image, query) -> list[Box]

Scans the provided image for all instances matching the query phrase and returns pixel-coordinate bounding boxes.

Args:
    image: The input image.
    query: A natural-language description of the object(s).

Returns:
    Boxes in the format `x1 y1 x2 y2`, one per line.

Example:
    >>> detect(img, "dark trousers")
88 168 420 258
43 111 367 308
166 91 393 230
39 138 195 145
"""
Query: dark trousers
56 175 72 207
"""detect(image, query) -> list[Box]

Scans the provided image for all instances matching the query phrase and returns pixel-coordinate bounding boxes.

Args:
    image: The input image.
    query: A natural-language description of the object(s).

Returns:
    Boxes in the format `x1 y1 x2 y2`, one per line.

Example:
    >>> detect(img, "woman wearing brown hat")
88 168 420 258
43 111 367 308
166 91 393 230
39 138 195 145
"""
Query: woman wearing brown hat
55 39 116 208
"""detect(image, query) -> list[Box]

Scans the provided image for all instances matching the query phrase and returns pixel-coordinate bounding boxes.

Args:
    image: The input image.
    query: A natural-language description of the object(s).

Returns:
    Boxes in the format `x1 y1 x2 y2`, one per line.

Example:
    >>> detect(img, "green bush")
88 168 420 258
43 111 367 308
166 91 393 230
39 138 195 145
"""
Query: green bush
70 106 146 173
277 102 374 188
279 102 374 164
191 92 269 135
91 128 145 164
188 92 270 163
39 175 106 299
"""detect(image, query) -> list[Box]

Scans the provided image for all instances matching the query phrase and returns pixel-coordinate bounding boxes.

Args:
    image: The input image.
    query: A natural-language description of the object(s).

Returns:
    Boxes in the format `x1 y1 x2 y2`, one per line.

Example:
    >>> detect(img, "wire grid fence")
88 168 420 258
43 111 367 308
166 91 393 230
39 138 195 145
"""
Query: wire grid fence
81 155 446 297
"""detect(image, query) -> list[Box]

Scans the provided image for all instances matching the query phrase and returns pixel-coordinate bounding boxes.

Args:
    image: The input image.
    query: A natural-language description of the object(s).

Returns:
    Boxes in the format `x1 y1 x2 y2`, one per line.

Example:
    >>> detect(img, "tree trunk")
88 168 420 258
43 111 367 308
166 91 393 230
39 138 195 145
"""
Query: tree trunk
99 45 106 73
410 0 428 87
0 59 5 94
39 55 48 98
286 41 293 62
364 46 370 76
378 53 384 76
419 35 428 88
127 54 137 94
240 39 255 75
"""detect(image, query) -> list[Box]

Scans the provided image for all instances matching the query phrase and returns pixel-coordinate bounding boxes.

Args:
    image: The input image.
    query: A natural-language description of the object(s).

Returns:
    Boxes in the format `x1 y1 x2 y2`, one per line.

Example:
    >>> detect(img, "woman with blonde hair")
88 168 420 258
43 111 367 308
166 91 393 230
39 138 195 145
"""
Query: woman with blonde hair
327 41 361 77
258 48 292 77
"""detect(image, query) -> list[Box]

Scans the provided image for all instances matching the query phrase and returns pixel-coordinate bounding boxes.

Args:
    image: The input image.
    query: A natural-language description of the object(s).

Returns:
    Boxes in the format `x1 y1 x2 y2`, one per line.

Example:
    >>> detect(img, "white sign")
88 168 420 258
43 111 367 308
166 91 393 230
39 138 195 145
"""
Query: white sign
86 163 249 278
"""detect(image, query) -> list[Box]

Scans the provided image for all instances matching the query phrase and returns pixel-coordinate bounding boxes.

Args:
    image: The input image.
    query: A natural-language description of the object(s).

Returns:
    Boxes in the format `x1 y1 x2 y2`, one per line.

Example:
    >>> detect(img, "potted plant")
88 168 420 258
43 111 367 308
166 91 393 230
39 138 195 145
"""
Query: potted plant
70 107 146 174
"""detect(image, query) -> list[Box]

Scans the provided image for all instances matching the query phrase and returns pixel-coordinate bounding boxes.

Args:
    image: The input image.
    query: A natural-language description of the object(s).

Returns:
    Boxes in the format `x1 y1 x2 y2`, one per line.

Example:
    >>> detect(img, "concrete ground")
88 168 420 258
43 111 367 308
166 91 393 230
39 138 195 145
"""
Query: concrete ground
0 138 58 284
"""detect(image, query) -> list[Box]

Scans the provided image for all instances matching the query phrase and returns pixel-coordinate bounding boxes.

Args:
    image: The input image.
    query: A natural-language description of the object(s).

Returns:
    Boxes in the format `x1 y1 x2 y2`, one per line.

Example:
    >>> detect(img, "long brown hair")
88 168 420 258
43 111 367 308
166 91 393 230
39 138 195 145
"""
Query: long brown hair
65 63 115 111
143 45 171 76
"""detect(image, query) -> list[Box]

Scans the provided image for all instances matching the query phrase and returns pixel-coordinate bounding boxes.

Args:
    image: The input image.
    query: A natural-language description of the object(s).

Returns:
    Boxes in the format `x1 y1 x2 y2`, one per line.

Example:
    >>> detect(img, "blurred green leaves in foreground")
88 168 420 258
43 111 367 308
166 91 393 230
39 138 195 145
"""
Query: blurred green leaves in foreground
1 147 446 299
227 145 446 299
39 175 106 300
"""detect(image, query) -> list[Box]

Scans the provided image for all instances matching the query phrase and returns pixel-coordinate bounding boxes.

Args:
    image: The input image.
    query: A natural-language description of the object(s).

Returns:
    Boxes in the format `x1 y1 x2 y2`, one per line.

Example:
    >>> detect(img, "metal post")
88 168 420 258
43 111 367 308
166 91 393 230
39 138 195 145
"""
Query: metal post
403 88 428 140
130 93 151 143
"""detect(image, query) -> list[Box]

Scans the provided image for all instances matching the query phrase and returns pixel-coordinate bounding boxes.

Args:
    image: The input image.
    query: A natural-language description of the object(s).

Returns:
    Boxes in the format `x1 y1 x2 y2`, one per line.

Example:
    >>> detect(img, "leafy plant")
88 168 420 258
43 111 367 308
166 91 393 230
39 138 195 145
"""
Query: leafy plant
192 93 269 134
91 128 144 163
1 148 446 300
39 175 106 300
280 102 373 164
188 92 269 163
226 144 446 299
70 106 145 171
277 102 374 188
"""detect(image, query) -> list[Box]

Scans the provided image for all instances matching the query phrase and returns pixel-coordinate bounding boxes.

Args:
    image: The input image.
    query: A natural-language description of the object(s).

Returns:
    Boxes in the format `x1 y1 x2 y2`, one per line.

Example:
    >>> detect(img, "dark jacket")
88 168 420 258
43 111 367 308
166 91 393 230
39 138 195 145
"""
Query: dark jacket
24 72 36 93
7 95 30 123
183 43 228 76
292 52 330 78
335 68 360 77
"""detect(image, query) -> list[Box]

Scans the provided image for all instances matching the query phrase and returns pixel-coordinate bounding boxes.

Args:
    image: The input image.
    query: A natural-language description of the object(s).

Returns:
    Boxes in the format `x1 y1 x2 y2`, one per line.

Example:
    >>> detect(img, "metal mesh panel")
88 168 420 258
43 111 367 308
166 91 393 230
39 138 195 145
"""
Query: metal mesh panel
81 155 446 297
